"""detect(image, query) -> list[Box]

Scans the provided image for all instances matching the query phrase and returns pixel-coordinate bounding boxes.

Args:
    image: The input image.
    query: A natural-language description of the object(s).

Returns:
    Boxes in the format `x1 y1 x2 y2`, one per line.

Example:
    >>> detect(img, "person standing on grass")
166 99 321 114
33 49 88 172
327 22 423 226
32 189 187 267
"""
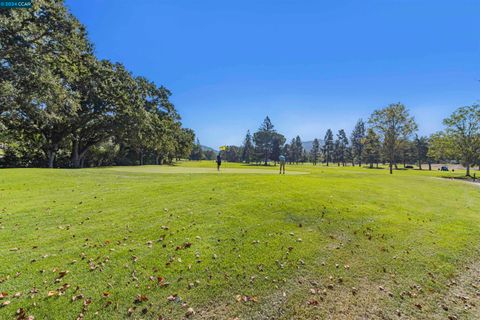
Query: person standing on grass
216 154 222 171
279 154 286 174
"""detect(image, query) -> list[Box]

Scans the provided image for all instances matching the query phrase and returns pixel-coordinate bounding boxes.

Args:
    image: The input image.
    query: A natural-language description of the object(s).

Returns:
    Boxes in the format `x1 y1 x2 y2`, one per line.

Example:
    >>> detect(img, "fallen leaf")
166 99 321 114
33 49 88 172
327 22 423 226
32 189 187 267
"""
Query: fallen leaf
235 295 257 303
58 270 69 278
134 294 148 304
307 299 319 305
47 291 58 297
72 294 84 301
185 307 195 317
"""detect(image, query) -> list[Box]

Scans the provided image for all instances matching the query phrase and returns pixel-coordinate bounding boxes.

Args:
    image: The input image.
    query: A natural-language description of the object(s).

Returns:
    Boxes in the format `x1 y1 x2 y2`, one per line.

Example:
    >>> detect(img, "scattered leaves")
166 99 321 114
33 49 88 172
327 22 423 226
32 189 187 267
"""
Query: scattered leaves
235 295 257 303
134 294 148 304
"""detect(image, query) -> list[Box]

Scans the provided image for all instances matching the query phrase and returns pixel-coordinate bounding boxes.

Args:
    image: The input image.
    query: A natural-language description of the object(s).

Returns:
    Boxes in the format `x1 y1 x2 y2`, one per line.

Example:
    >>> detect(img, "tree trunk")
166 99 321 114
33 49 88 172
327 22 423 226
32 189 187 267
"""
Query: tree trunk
418 160 422 170
428 162 431 171
466 163 470 176
47 150 56 168
80 156 85 168
140 151 144 166
369 162 373 168
155 155 160 165
71 138 82 168
389 162 393 174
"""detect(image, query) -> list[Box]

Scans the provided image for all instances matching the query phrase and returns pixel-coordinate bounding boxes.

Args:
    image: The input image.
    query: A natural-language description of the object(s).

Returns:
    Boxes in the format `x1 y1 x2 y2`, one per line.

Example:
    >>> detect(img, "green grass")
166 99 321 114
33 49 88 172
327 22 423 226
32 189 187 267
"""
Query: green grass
0 162 479 319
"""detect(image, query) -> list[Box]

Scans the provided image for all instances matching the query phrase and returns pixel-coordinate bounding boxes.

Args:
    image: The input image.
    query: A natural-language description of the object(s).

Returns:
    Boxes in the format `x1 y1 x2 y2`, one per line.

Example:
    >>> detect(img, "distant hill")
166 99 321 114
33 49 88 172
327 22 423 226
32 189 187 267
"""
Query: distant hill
302 140 324 152
201 145 218 153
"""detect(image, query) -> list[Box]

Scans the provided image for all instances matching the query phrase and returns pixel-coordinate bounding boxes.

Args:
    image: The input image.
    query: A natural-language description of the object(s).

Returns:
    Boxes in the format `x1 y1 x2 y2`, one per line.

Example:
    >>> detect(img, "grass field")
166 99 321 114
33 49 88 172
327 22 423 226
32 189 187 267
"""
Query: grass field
1 162 479 319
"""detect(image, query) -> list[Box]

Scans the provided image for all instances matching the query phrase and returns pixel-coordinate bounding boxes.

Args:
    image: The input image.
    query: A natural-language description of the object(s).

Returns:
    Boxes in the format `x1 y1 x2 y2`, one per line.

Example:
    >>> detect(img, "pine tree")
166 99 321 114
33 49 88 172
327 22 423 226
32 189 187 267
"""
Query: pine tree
362 128 381 168
310 138 320 165
294 136 303 164
337 129 349 166
242 130 254 163
351 119 366 166
271 137 281 165
253 117 285 165
288 138 296 163
323 129 334 166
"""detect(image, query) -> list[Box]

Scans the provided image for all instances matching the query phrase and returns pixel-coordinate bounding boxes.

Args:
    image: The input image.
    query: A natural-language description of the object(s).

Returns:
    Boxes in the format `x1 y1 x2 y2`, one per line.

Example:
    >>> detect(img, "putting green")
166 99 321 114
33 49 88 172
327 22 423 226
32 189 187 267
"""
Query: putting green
105 165 308 175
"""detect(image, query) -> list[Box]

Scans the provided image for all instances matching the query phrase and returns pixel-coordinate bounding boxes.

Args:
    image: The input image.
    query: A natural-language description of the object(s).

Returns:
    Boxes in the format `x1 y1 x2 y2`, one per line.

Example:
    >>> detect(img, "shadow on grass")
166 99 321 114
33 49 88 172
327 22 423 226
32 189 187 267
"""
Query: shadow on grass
243 163 276 167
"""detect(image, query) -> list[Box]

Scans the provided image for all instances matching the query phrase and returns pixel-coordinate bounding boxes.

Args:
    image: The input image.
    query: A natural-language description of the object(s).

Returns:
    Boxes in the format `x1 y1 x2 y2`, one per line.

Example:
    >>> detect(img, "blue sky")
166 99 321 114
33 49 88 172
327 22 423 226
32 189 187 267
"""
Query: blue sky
66 0 479 148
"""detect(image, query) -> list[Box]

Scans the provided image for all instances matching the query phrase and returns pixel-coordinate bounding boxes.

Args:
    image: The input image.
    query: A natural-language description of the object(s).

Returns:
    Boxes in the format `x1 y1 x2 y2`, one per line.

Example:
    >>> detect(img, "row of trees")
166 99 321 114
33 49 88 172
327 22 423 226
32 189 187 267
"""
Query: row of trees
224 103 479 176
0 0 194 168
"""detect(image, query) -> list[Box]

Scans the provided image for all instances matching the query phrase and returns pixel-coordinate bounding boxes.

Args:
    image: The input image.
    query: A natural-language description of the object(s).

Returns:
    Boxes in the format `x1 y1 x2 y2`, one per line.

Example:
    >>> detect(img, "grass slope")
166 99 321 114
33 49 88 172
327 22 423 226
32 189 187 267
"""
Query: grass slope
0 162 479 319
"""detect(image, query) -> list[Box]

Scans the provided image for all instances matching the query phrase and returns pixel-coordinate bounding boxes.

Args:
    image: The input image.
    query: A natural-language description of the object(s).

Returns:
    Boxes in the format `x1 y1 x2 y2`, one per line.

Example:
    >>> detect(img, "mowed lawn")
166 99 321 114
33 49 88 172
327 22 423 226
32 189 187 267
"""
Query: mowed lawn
0 162 479 319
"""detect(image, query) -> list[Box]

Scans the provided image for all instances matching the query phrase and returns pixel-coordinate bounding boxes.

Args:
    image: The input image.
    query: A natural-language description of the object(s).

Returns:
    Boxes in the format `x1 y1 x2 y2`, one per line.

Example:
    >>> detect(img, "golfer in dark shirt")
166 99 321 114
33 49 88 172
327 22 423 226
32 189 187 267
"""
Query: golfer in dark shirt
216 154 222 171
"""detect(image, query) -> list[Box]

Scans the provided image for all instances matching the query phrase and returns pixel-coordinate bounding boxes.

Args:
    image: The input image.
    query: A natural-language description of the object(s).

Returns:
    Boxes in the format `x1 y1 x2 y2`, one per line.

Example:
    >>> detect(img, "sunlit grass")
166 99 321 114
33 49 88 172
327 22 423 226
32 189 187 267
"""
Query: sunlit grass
0 162 479 319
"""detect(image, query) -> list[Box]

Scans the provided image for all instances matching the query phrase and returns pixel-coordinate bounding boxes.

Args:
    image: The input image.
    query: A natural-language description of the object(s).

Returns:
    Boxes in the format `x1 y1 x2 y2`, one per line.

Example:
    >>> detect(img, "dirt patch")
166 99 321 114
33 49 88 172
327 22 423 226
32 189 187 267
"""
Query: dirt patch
193 257 480 320
430 255 480 320
193 275 396 320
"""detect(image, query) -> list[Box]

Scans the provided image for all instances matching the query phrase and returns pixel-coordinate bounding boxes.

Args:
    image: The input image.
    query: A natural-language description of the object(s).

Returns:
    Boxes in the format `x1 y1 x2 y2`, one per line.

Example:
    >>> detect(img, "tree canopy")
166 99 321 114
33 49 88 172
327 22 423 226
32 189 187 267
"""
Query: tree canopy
0 0 194 168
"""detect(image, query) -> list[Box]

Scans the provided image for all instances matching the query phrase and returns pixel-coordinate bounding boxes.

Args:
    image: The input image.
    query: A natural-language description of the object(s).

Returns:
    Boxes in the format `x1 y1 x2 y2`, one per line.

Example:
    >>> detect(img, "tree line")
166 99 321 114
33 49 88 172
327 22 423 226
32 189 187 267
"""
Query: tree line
0 0 195 168
221 103 480 176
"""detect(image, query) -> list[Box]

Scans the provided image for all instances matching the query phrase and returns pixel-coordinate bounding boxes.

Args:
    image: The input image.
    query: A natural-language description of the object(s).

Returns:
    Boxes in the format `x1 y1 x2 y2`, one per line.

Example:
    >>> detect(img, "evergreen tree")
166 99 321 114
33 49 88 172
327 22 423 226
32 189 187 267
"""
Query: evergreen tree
323 129 334 166
271 137 282 165
294 136 303 164
333 139 341 166
362 128 381 168
282 143 290 163
310 138 320 165
288 138 296 163
337 129 349 166
301 148 308 164
351 119 366 166
253 117 285 165
241 130 254 163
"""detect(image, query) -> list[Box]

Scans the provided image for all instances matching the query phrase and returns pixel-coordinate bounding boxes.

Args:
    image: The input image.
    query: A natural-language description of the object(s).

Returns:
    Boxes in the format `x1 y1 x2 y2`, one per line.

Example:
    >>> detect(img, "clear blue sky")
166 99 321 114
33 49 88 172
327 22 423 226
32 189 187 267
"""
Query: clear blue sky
66 0 479 148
